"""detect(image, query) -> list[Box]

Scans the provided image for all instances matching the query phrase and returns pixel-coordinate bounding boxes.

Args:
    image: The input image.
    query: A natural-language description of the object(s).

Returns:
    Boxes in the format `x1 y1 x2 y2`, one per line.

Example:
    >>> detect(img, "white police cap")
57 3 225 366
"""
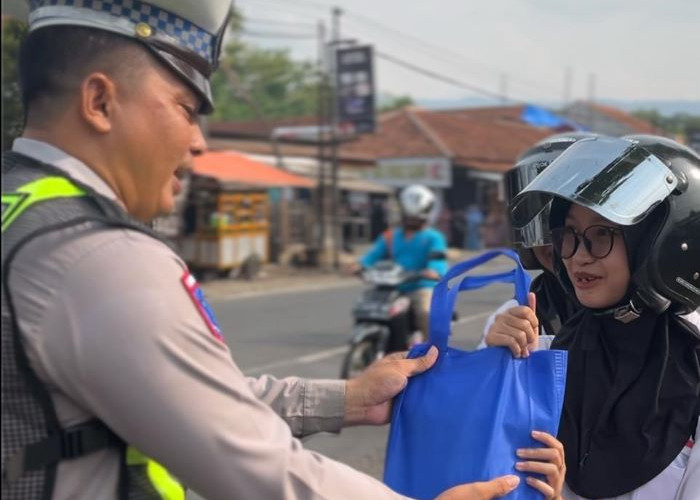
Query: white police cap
26 0 233 114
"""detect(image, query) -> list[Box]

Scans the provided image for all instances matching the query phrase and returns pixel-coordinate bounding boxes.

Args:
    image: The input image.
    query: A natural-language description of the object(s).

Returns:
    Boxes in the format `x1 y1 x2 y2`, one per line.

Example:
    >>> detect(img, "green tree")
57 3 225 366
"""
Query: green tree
211 10 320 122
632 109 700 136
2 18 27 151
211 40 319 122
379 94 414 112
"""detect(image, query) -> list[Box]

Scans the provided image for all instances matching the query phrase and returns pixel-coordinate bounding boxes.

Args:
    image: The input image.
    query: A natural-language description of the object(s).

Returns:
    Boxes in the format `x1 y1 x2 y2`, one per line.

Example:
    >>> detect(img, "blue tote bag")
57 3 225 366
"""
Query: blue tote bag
384 249 568 500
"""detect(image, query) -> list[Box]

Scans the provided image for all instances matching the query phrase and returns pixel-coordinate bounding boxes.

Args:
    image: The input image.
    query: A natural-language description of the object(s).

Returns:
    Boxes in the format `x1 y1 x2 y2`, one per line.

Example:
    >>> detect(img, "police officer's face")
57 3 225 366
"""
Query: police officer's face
111 60 205 221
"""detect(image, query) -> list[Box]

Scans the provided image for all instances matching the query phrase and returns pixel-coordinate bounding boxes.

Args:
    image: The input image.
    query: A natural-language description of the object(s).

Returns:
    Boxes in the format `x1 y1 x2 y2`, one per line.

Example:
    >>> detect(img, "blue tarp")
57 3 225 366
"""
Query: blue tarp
521 105 587 130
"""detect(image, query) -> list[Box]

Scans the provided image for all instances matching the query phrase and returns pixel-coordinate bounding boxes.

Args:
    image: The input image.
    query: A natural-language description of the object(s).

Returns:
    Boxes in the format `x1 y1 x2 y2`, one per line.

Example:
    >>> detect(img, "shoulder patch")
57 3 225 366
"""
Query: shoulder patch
181 270 224 342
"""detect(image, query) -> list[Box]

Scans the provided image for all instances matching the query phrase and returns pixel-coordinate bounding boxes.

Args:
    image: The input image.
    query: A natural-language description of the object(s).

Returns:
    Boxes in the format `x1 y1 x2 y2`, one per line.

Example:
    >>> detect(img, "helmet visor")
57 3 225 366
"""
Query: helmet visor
505 165 552 247
510 137 678 228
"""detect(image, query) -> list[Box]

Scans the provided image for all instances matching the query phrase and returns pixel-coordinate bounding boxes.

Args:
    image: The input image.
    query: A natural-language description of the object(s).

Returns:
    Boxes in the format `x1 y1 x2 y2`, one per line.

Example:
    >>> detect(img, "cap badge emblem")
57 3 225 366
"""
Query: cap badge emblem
135 22 153 39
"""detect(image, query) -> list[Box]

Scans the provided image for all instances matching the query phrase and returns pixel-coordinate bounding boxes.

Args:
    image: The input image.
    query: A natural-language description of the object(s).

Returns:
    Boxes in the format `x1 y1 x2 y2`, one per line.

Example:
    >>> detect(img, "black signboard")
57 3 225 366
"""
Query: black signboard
335 45 376 134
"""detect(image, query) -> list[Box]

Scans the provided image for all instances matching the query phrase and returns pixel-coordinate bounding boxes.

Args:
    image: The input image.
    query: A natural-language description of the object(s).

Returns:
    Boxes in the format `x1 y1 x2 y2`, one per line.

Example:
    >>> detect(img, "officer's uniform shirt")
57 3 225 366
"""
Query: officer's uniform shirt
9 138 411 499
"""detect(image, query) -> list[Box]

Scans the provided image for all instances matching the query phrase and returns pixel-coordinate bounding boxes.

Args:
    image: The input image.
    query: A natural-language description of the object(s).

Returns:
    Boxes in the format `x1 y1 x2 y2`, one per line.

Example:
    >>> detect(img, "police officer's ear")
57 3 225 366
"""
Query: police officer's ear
80 72 117 134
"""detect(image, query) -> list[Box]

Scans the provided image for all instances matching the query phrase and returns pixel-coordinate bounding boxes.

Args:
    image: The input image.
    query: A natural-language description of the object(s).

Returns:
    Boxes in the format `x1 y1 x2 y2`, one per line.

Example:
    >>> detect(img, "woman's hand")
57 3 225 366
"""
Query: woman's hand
515 430 566 500
484 293 539 357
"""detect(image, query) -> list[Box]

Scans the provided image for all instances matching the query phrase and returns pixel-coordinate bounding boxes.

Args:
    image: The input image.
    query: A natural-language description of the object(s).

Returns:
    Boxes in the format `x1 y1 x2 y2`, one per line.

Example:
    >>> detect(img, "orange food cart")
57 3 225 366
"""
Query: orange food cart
179 150 314 278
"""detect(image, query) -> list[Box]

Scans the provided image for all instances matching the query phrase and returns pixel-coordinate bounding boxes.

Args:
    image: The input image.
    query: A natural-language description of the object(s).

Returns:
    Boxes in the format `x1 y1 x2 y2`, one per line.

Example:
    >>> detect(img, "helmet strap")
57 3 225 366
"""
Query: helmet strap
611 297 643 324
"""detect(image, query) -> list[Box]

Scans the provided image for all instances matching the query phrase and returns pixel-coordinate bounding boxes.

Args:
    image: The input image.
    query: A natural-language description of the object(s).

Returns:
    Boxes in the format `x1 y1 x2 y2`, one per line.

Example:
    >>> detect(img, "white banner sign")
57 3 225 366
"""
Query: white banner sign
368 157 452 188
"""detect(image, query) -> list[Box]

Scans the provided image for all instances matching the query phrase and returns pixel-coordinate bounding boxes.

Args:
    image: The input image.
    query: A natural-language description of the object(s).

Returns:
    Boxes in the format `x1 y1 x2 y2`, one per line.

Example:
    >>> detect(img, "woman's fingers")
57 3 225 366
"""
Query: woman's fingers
530 431 564 451
485 306 540 357
488 333 525 357
526 431 565 468
524 476 555 499
516 431 566 500
516 447 561 464
515 460 559 476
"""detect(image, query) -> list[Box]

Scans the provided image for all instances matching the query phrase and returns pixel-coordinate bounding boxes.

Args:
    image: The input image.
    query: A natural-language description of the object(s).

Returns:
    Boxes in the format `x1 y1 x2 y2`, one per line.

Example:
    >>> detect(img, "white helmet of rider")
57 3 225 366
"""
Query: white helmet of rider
399 184 435 221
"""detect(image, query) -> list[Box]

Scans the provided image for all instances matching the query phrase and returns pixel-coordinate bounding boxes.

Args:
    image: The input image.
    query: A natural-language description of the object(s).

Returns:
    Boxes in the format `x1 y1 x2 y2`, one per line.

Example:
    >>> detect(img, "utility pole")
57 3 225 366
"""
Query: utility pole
499 73 508 104
587 73 596 103
329 6 343 270
315 20 327 264
563 66 572 106
587 72 597 132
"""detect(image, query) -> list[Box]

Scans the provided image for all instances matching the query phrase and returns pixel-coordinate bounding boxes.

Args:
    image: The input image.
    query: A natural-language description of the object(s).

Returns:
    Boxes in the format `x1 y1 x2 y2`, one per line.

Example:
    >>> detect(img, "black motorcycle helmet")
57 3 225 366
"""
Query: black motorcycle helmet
505 132 601 270
621 134 700 313
511 134 700 314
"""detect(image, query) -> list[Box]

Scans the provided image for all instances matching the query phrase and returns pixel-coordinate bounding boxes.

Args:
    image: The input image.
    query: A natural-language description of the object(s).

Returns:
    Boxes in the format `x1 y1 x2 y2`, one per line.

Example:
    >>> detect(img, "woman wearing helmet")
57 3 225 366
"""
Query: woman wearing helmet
352 184 448 342
502 135 700 500
480 132 600 355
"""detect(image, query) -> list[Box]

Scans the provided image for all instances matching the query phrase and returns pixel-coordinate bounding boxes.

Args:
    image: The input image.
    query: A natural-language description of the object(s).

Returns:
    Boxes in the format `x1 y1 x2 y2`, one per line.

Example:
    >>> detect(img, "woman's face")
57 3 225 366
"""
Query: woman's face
559 204 630 309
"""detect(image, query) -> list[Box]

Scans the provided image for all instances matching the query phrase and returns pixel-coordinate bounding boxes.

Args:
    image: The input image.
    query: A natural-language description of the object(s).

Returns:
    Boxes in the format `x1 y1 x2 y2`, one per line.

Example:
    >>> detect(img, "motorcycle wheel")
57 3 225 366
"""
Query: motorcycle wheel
340 340 379 379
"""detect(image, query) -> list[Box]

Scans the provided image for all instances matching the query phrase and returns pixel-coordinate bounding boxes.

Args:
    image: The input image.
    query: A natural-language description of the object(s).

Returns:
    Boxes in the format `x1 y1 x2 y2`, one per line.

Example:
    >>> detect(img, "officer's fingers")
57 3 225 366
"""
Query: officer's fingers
434 475 520 500
524 477 555 500
400 345 438 376
383 351 408 361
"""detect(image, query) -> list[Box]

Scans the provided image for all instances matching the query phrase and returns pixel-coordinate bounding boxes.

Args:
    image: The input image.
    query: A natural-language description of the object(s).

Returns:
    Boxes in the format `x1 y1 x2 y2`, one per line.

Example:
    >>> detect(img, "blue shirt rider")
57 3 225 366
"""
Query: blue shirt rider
354 185 448 342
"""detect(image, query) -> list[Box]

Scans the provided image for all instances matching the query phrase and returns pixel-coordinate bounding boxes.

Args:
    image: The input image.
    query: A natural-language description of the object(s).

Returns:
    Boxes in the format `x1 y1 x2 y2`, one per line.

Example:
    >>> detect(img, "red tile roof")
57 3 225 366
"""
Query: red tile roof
193 150 314 188
209 105 554 173
586 103 663 134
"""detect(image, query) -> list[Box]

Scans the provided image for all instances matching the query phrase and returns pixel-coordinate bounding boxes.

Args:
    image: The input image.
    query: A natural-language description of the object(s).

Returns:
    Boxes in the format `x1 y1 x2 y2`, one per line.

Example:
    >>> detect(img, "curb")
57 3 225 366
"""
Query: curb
201 249 518 300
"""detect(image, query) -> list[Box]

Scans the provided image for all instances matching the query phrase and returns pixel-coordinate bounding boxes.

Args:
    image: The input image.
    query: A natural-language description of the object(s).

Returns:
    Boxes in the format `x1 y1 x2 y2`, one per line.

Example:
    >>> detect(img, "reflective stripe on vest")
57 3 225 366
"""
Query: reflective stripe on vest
2 173 185 498
1 176 85 232
126 448 185 500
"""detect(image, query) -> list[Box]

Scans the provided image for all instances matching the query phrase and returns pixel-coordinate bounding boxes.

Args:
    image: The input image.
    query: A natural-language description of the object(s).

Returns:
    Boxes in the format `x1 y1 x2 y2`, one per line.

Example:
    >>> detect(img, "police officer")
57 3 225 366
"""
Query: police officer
1 1 520 499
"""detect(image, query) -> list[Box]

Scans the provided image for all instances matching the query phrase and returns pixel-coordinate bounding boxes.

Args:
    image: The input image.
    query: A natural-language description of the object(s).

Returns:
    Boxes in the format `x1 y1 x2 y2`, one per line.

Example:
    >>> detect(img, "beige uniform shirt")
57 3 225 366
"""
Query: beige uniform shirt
8 139 409 500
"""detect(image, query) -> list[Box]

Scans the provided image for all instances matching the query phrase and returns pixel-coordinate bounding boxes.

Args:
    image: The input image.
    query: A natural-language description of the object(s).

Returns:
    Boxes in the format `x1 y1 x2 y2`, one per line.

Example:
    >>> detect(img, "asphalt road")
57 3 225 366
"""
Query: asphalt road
188 266 521 499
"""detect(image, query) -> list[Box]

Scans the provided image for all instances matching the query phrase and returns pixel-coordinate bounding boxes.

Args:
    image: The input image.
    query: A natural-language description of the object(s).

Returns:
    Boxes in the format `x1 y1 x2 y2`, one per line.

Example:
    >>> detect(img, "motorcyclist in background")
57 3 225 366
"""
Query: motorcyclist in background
349 184 448 343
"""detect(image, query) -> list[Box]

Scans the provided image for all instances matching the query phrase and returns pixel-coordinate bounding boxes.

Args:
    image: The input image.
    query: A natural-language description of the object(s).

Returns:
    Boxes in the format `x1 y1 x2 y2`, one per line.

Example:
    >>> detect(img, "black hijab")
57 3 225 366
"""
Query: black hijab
549 199 700 498
531 271 579 337
553 310 700 498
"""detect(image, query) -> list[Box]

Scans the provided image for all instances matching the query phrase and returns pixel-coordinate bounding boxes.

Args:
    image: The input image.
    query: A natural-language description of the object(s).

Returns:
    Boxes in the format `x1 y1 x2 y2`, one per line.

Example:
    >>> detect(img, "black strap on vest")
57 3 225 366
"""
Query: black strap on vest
2 153 166 492
4 420 122 482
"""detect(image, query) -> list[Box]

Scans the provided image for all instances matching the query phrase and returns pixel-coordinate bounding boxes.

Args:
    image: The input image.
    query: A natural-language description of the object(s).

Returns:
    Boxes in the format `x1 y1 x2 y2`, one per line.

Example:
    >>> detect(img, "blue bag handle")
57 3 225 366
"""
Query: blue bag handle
429 249 532 351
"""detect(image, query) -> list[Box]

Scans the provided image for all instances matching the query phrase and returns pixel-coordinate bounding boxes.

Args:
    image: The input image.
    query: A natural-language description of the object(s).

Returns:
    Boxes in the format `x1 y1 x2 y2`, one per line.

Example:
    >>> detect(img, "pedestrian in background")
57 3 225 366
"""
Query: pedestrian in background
464 204 484 250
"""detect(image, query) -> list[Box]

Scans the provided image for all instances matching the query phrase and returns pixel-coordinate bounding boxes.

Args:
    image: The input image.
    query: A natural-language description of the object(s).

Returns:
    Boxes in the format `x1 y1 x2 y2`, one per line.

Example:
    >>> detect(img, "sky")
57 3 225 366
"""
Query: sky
235 0 700 107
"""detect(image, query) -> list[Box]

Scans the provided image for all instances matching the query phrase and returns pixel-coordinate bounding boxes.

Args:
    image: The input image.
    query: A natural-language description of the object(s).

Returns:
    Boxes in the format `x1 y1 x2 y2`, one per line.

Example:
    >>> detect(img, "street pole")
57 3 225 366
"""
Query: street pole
315 20 327 264
330 6 342 270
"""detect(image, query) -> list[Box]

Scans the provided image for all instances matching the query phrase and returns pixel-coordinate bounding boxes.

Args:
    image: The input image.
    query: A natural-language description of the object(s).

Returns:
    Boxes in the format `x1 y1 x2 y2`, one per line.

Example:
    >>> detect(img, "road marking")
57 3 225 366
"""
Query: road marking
216 281 358 301
245 346 348 376
243 310 494 376
453 311 492 325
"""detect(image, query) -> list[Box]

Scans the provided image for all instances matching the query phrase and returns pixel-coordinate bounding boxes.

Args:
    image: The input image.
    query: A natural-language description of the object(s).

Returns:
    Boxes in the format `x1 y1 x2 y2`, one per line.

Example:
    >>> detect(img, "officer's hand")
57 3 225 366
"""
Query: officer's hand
434 475 520 500
485 293 539 358
343 345 438 426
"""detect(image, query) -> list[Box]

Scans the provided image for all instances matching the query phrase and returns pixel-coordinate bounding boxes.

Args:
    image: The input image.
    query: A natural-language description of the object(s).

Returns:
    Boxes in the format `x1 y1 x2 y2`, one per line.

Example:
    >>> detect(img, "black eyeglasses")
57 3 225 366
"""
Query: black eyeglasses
551 225 624 259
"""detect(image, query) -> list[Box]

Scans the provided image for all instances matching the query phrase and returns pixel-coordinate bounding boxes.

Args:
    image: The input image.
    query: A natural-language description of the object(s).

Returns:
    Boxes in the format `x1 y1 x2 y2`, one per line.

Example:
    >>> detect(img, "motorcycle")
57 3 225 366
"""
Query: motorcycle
340 260 427 379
